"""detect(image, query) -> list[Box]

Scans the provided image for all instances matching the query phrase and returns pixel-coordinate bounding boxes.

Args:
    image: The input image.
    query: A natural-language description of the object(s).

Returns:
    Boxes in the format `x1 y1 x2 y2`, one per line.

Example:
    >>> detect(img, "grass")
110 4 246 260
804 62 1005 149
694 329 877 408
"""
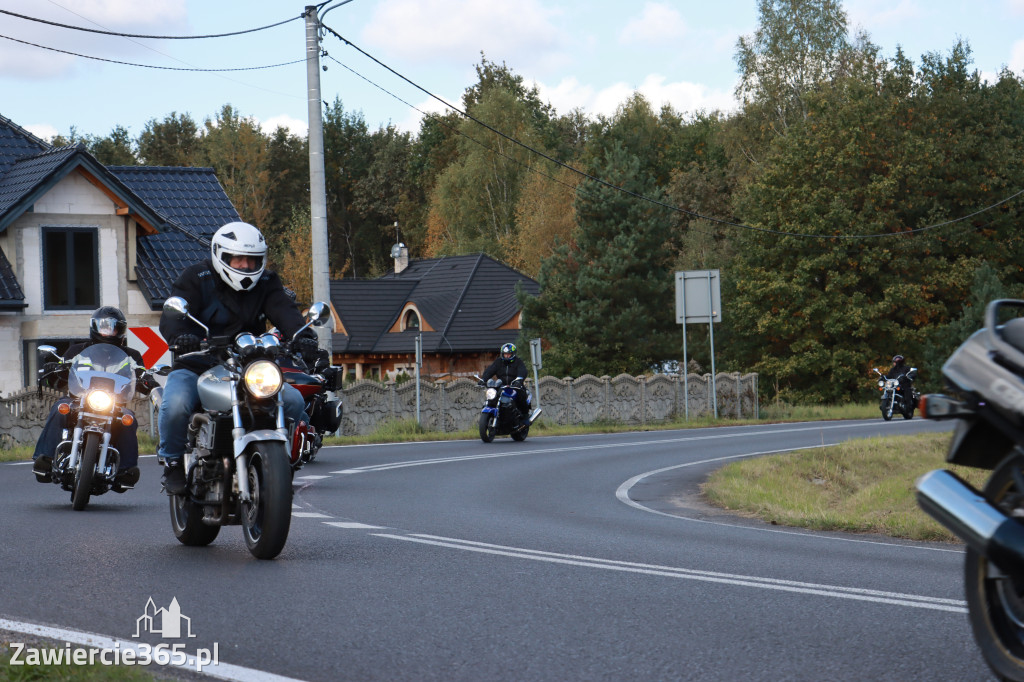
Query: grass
701 431 986 542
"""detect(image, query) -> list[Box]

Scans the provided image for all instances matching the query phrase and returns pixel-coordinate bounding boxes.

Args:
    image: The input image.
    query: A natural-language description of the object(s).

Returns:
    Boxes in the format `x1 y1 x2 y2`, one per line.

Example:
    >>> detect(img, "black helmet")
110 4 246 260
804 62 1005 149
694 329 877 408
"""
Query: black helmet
90 306 128 343
892 354 905 365
500 343 517 364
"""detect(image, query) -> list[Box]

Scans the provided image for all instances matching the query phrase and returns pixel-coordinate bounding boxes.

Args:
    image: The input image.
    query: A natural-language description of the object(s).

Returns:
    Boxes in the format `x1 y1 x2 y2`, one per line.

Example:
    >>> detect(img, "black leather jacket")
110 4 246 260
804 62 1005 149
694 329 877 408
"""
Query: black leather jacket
160 259 314 373
481 356 529 386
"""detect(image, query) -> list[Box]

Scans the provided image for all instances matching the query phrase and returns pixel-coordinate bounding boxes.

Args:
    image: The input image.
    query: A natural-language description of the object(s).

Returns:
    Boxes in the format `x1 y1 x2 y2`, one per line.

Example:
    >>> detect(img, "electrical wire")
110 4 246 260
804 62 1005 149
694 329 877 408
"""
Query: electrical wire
0 33 304 72
321 24 1024 242
0 8 301 39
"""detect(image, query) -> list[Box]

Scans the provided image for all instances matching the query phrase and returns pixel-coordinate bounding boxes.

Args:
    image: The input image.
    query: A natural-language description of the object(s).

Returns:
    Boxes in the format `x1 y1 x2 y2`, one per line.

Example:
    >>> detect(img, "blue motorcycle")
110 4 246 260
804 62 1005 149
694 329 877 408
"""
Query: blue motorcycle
474 375 540 443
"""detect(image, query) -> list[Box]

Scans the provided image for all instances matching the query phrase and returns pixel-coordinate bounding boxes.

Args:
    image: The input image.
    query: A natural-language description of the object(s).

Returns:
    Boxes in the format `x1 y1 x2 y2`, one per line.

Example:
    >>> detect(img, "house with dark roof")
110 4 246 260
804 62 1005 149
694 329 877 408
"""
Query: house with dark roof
0 113 237 395
330 248 540 381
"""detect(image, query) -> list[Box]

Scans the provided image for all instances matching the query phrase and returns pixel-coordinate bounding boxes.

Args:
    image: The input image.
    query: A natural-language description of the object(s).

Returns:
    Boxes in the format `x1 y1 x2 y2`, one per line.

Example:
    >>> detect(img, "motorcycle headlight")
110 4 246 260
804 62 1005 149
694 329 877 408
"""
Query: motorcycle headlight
244 360 283 399
86 389 113 412
485 388 498 401
877 379 885 388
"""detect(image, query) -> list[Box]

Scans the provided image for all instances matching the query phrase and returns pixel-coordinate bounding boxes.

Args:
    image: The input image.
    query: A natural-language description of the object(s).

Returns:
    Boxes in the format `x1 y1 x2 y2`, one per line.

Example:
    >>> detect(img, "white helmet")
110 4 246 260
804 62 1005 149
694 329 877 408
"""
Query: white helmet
210 222 267 291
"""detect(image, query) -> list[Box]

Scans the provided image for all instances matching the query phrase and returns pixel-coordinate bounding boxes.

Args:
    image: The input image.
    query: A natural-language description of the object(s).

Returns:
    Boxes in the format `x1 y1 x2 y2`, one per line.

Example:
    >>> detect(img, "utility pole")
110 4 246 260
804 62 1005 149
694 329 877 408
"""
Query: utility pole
304 5 332 353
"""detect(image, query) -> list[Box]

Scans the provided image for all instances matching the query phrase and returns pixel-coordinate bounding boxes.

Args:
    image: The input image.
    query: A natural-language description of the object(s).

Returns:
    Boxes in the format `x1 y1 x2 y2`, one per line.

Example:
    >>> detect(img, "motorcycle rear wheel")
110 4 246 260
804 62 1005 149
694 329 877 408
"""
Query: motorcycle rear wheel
511 424 529 441
241 442 293 560
71 432 99 511
965 452 1024 681
170 491 220 547
479 413 496 443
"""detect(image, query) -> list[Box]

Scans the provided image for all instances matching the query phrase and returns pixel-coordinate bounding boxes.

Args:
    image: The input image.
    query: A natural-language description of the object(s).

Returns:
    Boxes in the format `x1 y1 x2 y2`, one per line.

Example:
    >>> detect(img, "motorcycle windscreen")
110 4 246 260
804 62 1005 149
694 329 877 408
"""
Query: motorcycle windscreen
66 343 137 402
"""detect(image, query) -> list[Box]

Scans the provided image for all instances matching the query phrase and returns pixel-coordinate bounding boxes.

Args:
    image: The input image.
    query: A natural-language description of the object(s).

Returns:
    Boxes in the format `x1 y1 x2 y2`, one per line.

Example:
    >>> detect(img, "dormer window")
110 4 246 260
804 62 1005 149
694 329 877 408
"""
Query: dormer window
403 309 420 331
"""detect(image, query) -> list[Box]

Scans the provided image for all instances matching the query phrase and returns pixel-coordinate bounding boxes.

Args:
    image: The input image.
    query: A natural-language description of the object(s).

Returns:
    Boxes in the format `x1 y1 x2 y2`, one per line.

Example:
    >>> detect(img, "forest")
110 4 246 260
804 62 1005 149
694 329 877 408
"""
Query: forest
55 0 1024 403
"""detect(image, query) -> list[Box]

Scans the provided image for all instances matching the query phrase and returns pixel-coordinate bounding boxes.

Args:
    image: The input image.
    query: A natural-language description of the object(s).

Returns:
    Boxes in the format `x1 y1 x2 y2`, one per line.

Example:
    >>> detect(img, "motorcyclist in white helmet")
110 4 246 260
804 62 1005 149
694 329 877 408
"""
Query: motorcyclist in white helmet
156 221 320 494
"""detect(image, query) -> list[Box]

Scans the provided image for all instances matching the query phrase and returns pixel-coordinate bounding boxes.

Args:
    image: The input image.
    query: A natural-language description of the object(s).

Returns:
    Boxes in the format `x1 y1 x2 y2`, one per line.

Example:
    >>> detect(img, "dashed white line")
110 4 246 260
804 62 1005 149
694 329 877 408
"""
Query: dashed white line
323 522 385 529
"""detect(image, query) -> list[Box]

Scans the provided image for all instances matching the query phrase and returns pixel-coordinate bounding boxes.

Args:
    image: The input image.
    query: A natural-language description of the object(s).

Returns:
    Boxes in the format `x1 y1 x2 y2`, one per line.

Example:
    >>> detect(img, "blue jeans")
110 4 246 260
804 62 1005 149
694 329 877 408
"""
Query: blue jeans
157 368 309 462
33 397 139 468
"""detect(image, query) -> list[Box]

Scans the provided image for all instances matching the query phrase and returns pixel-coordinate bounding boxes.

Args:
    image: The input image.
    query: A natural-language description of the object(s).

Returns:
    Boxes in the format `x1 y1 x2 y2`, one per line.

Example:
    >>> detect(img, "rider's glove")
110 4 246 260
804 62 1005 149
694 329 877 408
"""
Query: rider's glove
294 336 320 362
172 333 202 354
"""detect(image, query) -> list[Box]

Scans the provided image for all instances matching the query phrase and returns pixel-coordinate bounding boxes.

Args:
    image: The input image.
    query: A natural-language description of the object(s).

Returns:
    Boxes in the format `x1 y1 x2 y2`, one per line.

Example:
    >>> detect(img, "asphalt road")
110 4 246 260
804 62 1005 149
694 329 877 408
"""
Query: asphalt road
0 418 993 681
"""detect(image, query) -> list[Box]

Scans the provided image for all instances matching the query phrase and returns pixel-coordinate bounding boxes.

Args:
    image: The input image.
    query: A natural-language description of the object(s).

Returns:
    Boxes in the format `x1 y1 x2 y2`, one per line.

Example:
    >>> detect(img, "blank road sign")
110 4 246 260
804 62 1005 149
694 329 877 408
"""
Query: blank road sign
675 270 721 324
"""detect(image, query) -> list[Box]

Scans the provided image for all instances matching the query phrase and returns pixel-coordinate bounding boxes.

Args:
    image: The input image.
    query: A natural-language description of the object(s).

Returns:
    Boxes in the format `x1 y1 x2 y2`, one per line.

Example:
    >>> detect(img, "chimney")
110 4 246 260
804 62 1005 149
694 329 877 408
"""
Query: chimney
393 242 409 274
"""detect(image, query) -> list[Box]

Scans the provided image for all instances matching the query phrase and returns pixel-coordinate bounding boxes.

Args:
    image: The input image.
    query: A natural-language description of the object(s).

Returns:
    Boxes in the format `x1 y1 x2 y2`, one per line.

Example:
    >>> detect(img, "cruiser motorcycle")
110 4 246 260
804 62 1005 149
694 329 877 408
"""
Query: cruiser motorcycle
916 299 1024 681
159 296 331 559
36 343 155 510
473 375 540 443
872 366 919 420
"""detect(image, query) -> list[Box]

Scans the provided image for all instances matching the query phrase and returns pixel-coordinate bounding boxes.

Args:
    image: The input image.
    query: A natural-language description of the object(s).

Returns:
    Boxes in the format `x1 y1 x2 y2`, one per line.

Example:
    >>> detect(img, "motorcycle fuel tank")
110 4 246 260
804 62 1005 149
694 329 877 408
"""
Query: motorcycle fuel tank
197 364 235 412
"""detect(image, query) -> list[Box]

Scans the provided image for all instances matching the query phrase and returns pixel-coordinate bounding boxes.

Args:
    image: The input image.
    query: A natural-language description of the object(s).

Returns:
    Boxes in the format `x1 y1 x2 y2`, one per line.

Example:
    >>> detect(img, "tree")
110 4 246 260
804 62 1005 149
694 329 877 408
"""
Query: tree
425 87 548 261
200 105 272 229
138 112 200 166
521 143 677 376
724 40 1024 403
734 0 851 135
89 125 137 165
510 162 579 277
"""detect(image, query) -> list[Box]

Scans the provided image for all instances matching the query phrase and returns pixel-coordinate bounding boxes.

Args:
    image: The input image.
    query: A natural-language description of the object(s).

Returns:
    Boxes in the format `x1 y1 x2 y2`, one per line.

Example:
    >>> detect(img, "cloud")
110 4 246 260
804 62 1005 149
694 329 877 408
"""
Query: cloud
360 0 564 69
619 3 687 46
22 123 59 141
537 74 737 119
260 114 308 137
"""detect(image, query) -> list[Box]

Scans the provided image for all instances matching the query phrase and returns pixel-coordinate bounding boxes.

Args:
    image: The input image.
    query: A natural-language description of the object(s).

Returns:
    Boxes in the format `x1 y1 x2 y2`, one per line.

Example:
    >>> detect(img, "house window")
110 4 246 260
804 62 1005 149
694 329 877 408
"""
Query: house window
42 227 98 309
403 309 420 331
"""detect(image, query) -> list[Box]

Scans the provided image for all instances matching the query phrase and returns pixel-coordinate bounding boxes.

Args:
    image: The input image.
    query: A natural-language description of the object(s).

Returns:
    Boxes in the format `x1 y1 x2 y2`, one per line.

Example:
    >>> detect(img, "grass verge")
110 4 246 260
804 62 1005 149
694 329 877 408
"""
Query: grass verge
701 431 985 542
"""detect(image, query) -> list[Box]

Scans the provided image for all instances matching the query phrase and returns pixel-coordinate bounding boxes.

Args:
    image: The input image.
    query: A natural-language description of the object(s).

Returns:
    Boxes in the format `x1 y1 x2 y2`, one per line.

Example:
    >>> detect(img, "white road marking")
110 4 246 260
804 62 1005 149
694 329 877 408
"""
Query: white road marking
373 533 966 613
614 446 965 553
323 521 385 529
291 512 332 518
0 617 306 682
294 475 331 480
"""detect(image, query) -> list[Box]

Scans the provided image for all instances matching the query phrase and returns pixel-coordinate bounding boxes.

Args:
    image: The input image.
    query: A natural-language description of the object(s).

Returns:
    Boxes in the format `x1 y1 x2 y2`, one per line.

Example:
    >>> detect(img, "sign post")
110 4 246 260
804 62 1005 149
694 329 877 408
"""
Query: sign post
675 270 722 419
529 338 542 410
414 333 423 425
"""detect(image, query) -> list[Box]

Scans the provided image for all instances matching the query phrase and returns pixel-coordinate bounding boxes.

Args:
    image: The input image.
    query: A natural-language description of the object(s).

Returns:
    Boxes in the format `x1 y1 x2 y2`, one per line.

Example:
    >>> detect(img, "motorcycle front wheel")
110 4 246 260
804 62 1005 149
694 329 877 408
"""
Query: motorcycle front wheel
71 432 99 511
241 442 293 560
966 452 1024 681
479 413 496 443
881 399 894 421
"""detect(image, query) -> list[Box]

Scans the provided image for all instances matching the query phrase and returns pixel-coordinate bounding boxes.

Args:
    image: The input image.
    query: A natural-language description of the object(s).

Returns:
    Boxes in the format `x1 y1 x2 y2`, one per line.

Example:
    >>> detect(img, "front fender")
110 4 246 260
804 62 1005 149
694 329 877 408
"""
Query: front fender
233 429 288 459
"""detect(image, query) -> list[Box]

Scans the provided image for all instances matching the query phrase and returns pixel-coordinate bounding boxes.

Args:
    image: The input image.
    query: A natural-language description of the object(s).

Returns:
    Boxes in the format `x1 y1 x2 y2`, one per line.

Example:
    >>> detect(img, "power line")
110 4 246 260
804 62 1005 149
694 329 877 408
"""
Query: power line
0 33 304 72
0 8 301 39
321 24 1023 242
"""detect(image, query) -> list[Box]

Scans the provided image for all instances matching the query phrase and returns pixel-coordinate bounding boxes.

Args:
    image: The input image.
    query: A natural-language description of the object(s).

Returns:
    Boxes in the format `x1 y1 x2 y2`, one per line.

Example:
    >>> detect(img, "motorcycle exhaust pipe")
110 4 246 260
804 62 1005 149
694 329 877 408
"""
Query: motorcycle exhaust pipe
916 469 1024 578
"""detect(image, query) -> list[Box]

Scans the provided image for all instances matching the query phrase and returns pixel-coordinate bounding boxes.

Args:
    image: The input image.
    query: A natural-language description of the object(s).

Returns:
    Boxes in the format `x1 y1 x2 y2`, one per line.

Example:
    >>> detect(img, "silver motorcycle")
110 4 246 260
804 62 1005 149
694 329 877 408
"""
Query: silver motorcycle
156 296 331 559
37 343 152 510
917 299 1024 680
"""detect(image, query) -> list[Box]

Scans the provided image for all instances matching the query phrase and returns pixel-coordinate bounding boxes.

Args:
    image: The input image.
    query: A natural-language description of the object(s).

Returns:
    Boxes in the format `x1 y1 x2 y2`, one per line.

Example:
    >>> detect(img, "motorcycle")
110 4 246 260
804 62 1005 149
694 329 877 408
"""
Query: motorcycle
916 298 1024 681
872 366 919 420
157 296 331 559
279 346 344 470
473 374 540 443
36 343 155 510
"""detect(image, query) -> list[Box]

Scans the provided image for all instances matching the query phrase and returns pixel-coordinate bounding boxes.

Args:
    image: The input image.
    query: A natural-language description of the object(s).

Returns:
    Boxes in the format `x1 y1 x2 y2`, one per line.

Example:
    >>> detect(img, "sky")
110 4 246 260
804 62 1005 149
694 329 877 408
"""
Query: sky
0 0 1022 143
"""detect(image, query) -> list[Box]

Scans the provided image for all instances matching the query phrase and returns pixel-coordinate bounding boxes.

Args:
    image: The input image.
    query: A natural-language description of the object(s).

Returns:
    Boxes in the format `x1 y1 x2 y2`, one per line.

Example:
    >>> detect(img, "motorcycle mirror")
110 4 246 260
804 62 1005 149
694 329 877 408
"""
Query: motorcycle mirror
37 344 59 359
163 296 210 336
306 301 330 327
152 363 172 376
163 296 189 318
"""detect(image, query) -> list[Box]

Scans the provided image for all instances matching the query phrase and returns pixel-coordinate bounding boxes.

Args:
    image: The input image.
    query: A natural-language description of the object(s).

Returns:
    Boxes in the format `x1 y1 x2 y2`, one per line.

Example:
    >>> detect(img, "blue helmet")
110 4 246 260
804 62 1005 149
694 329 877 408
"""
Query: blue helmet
500 343 517 364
